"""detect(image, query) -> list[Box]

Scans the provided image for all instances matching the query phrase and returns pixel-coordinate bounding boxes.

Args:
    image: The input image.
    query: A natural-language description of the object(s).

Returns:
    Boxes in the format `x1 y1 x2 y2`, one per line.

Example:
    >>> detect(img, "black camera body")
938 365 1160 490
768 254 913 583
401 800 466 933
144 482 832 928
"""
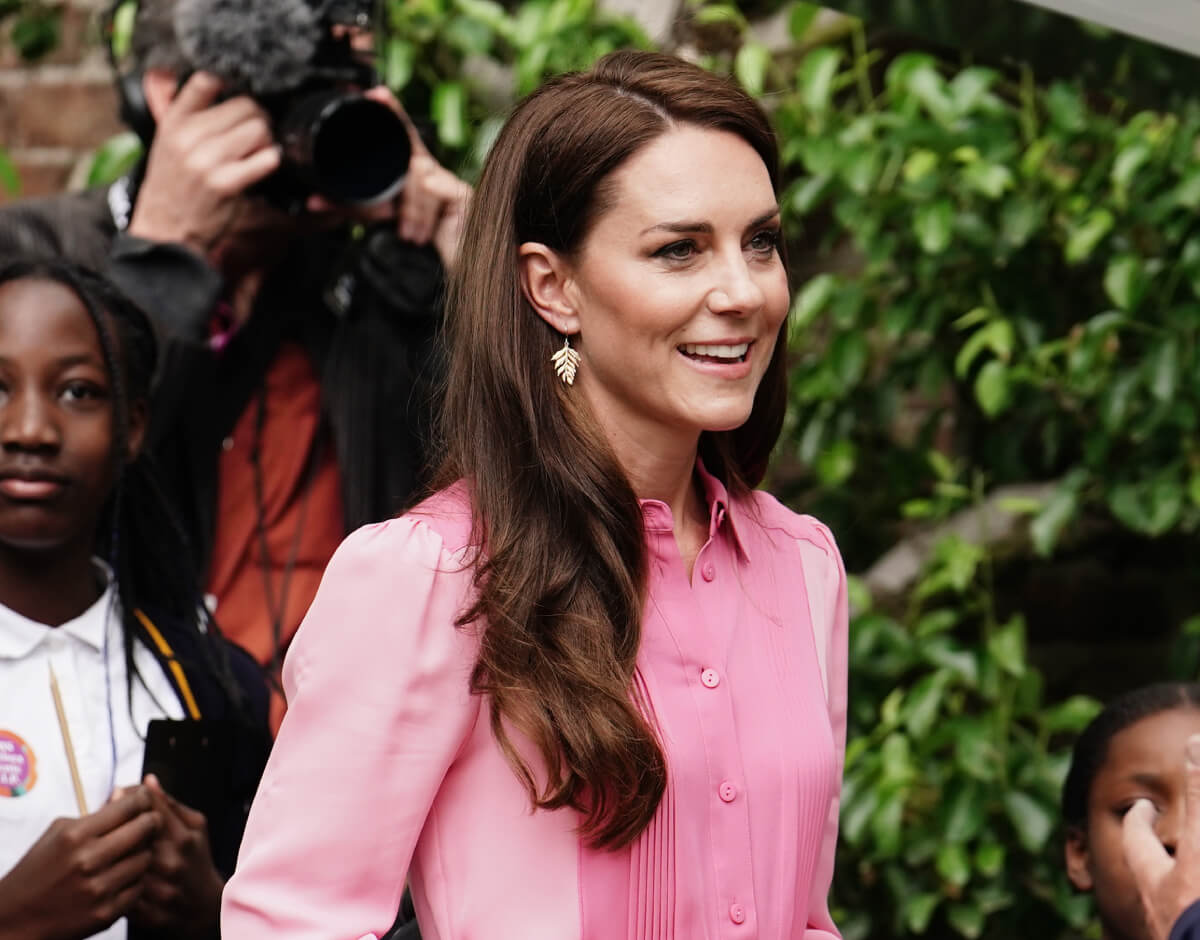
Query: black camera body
110 0 411 212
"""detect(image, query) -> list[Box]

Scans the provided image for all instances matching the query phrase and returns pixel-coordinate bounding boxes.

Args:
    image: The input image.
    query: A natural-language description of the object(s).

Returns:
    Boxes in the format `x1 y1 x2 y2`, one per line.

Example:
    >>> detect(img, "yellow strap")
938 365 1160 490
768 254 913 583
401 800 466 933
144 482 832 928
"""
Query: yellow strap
133 608 202 720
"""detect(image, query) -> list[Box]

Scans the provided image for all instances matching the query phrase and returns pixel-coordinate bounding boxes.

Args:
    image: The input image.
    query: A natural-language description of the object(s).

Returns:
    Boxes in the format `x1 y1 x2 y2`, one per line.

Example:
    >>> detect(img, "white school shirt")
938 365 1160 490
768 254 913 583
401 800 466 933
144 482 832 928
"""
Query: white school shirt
0 567 183 940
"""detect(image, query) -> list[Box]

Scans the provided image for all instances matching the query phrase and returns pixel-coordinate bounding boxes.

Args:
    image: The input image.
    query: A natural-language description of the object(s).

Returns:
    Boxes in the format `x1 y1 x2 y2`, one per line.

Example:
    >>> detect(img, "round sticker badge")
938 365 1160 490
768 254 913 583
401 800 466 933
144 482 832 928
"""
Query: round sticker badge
0 730 36 797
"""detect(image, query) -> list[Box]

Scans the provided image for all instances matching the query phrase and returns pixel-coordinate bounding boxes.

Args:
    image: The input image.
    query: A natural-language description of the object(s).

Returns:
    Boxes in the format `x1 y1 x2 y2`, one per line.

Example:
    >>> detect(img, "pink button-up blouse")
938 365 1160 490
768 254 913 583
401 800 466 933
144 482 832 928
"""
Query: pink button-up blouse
222 469 848 940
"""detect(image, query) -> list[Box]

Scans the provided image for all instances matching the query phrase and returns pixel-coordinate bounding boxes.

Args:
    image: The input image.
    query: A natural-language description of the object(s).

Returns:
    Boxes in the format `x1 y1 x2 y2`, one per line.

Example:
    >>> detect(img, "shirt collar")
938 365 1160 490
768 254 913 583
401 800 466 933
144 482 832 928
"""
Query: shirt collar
0 561 117 659
637 460 752 563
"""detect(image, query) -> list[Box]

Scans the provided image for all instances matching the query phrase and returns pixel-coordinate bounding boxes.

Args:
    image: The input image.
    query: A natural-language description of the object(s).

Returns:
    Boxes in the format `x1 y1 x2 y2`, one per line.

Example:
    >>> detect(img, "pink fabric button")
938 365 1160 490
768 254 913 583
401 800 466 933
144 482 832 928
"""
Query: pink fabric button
719 781 737 803
730 903 747 925
701 562 716 582
700 668 720 688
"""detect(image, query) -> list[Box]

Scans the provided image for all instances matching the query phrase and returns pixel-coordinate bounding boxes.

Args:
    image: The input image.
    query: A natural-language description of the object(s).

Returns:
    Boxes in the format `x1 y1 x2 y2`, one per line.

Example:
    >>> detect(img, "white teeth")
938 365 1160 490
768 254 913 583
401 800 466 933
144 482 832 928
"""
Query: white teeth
681 342 750 359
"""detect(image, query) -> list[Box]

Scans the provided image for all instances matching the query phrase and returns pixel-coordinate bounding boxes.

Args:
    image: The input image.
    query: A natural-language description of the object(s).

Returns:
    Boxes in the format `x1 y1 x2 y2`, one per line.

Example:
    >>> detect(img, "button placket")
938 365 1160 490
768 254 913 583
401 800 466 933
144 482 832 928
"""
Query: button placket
700 667 720 689
729 903 747 925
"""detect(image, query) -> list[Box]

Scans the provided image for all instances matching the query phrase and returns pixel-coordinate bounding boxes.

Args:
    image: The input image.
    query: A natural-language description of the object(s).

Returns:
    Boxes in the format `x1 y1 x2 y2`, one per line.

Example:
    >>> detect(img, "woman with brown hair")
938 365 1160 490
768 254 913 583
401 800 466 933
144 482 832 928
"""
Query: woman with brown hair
221 49 848 940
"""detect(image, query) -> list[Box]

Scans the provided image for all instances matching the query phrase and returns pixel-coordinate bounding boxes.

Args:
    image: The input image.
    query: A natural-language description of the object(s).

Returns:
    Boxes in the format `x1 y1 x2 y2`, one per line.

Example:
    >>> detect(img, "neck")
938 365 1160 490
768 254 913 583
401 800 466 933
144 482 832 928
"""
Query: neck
0 540 102 627
603 421 707 570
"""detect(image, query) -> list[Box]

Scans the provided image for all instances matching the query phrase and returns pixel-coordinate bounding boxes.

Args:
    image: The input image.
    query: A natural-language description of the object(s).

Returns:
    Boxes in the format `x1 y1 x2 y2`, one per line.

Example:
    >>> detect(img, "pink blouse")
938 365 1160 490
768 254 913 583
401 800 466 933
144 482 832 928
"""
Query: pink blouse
222 468 848 939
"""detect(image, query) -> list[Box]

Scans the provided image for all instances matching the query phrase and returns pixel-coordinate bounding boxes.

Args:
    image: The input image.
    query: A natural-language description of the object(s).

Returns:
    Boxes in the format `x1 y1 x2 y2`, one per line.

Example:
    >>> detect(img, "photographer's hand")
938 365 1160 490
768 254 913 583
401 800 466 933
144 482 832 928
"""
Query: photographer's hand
127 72 281 261
307 86 473 272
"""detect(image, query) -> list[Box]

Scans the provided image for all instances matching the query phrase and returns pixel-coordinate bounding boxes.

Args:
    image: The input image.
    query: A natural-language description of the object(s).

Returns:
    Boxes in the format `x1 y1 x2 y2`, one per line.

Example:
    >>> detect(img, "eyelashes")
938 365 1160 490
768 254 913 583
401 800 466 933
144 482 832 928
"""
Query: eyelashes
651 227 782 262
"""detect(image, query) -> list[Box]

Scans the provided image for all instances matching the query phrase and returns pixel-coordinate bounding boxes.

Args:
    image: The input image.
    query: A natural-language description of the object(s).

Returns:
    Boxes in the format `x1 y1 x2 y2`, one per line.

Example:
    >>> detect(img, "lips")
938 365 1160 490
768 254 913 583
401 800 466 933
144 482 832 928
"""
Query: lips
0 469 69 501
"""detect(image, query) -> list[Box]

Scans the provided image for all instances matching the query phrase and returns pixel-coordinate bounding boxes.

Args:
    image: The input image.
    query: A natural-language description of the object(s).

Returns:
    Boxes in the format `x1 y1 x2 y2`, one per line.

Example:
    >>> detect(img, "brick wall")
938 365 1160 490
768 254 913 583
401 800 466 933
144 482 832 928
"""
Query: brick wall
0 0 123 205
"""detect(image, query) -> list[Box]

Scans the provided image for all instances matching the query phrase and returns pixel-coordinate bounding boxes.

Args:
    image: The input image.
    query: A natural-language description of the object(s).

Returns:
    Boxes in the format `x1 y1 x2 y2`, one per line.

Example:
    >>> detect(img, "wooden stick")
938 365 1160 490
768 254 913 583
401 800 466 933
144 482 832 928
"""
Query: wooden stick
48 663 88 816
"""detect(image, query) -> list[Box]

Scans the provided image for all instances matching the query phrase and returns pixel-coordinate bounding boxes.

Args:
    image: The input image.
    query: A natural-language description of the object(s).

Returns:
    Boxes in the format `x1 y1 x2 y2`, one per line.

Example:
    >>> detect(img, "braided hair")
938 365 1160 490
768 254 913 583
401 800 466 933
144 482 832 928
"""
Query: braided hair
0 256 250 721
1062 681 1200 830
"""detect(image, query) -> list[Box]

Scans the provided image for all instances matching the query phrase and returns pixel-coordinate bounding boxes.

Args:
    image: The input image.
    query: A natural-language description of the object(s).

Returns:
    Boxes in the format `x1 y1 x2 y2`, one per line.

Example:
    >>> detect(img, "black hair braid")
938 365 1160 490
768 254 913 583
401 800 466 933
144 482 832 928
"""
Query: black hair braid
1062 681 1200 829
0 257 252 723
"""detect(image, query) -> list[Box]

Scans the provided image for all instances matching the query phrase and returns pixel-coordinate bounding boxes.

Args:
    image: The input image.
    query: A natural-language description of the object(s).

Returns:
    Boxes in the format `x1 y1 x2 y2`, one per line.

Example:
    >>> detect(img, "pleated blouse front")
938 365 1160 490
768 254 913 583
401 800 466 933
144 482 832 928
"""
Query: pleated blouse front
221 469 848 940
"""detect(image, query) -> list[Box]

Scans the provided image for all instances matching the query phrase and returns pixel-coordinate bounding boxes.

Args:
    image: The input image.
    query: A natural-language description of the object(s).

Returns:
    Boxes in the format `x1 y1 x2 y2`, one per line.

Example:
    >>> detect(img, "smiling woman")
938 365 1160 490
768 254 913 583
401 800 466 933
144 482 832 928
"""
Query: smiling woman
222 50 848 940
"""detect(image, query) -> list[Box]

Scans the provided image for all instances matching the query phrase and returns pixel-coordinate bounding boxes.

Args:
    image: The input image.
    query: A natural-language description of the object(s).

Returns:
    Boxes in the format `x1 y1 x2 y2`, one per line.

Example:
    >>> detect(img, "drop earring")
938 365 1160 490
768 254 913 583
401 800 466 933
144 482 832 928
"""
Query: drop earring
551 335 581 386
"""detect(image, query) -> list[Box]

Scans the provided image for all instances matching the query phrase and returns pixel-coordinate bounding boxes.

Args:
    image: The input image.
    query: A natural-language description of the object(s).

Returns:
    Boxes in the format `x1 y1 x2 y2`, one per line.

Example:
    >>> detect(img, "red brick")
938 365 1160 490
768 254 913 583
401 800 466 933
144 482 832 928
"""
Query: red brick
0 78 122 150
0 159 74 204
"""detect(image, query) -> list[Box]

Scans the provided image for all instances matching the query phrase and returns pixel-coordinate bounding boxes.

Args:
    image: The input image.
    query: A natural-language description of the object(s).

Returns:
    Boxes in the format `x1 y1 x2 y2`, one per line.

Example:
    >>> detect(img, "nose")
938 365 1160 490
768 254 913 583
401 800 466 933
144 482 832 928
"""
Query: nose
707 252 766 318
1 387 60 454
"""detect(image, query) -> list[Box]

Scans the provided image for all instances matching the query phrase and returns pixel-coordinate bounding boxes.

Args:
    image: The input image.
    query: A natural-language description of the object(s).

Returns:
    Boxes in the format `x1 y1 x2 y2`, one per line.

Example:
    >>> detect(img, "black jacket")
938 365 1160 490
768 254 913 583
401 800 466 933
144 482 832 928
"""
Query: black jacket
0 184 446 574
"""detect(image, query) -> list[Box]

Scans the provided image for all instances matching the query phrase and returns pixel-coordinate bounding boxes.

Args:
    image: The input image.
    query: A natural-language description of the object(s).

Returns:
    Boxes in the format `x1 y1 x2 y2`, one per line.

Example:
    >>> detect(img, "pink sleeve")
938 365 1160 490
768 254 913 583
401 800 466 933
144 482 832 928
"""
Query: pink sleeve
221 517 480 939
799 519 848 940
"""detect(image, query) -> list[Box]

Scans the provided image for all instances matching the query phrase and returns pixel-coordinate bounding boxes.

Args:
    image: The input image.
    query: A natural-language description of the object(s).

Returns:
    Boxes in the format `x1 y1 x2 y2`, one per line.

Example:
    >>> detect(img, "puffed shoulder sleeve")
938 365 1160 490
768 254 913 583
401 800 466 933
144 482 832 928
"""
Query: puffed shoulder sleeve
798 518 848 940
221 515 480 939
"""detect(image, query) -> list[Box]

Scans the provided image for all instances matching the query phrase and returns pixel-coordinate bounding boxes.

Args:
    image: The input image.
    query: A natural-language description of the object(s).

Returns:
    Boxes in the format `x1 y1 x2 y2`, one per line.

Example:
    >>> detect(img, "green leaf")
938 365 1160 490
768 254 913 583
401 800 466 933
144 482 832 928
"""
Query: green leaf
693 3 747 27
949 67 998 116
871 787 906 857
903 148 939 184
817 439 857 487
906 62 956 126
1004 790 1055 852
955 319 1015 378
829 331 870 391
955 720 996 780
963 162 1014 200
986 617 1027 677
1065 209 1115 264
734 41 771 97
1109 478 1185 536
1104 255 1146 311
384 37 417 90
914 200 954 255
947 902 985 939
788 2 820 39
975 842 1005 877
1043 695 1103 734
902 671 945 738
936 842 971 887
0 149 20 196
1031 483 1079 556
799 47 842 116
1173 169 1200 210
942 780 986 842
903 893 940 934
788 174 832 214
1146 339 1180 402
431 81 468 148
790 273 836 331
86 132 143 187
1112 143 1151 191
974 360 1012 417
1045 82 1087 132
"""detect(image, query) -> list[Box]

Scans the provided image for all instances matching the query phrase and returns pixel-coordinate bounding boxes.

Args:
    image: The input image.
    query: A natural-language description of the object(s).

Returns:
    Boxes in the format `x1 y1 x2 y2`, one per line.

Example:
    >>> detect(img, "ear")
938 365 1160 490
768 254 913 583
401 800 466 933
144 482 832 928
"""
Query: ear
141 68 177 124
125 399 148 463
1064 826 1094 891
518 242 581 336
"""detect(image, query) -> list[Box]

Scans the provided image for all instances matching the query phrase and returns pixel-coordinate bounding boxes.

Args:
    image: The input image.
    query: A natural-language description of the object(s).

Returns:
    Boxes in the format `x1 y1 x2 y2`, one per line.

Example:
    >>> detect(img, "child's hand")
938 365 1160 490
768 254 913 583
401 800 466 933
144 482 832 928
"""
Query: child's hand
1123 734 1200 940
127 775 225 939
0 787 160 940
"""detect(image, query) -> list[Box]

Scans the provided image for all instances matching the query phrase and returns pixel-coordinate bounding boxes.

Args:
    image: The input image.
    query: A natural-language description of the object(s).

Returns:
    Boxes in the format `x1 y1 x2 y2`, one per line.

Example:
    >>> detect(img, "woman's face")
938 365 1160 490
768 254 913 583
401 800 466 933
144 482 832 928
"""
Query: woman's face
1065 707 1200 940
0 277 134 555
565 125 788 454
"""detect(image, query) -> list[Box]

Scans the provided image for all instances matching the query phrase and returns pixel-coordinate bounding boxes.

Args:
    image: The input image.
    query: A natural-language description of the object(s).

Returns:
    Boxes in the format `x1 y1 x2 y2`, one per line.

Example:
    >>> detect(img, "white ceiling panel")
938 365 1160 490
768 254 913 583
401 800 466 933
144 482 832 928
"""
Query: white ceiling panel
1016 0 1200 56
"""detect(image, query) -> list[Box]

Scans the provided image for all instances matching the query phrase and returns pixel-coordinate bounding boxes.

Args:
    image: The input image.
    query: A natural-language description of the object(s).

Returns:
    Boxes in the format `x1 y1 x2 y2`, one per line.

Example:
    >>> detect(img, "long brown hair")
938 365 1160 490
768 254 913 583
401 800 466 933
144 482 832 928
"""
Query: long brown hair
436 50 789 848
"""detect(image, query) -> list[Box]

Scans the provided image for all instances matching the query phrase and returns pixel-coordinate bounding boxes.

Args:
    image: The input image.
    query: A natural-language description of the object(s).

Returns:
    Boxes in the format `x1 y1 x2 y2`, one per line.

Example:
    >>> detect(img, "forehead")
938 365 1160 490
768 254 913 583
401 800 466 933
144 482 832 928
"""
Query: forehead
599 125 774 226
0 277 103 354
1094 707 1200 791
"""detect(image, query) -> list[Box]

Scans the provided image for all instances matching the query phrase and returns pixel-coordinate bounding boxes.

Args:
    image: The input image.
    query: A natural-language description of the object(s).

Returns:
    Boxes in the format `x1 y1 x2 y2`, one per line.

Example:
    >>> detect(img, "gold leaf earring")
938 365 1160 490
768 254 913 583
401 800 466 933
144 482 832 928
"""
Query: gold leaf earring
551 335 581 386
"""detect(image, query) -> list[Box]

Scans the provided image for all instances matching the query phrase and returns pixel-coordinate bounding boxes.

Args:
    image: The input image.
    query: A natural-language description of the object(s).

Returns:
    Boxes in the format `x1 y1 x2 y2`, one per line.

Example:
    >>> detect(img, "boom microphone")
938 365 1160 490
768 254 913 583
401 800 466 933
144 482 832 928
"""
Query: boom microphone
170 0 411 208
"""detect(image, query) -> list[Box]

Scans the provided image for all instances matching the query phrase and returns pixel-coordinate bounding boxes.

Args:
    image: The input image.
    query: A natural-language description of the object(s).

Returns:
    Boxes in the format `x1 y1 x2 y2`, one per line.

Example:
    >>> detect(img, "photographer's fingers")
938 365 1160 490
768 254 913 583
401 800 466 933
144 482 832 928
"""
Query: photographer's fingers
164 72 225 121
1125 799 1174 888
1179 736 1200 869
363 85 429 156
398 156 442 244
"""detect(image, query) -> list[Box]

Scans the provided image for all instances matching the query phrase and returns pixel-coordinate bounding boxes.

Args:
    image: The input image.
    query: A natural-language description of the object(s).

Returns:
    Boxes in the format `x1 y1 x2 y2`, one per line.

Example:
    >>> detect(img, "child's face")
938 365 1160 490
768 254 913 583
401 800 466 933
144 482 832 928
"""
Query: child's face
0 277 142 555
1065 707 1200 940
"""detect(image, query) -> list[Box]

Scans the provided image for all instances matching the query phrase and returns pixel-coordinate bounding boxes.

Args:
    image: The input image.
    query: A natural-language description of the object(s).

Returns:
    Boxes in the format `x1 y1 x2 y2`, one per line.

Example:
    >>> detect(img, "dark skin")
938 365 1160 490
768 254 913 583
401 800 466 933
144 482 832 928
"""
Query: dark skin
0 278 225 939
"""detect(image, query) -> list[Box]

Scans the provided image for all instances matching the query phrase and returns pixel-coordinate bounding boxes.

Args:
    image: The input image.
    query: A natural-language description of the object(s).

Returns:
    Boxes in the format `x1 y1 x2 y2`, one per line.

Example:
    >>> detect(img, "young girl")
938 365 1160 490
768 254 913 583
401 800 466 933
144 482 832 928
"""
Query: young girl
0 258 268 940
1063 682 1200 940
224 50 847 939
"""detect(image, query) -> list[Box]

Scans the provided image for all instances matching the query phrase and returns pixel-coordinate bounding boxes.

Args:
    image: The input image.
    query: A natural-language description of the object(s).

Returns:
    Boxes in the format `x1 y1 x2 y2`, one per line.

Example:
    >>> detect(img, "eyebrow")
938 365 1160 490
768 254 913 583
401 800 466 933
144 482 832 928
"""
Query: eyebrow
1126 773 1169 789
0 353 105 370
639 206 781 237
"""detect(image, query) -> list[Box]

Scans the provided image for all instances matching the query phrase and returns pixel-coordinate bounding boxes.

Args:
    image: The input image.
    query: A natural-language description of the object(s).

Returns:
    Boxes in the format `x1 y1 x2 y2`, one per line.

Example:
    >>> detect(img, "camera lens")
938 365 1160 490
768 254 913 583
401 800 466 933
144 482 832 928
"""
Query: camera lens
278 91 412 206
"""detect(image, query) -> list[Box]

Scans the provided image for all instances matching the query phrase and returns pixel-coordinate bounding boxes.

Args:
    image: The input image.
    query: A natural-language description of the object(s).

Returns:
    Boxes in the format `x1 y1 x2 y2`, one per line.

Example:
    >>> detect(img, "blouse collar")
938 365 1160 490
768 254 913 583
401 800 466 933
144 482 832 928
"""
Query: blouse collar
637 460 752 562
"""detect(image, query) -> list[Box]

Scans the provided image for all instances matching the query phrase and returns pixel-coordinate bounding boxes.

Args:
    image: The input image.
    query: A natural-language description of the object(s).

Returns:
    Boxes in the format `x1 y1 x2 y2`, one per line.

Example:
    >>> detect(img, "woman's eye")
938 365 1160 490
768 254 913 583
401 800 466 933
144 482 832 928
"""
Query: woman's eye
61 381 105 403
654 240 697 262
749 228 781 253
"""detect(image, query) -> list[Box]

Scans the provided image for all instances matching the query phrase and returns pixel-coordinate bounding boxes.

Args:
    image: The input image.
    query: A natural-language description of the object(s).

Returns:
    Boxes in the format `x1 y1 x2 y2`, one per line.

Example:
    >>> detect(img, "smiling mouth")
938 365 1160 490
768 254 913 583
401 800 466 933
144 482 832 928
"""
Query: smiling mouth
678 342 751 364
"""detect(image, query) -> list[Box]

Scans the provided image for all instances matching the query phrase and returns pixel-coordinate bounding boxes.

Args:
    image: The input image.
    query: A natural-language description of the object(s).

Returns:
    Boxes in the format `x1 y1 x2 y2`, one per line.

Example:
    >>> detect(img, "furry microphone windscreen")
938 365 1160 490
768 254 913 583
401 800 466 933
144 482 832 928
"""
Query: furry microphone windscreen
174 0 320 96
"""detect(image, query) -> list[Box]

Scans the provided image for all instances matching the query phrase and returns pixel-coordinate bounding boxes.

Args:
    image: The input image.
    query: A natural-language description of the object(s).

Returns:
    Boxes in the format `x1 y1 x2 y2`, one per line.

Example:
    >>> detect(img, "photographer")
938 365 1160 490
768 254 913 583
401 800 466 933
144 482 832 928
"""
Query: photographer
0 0 471 734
